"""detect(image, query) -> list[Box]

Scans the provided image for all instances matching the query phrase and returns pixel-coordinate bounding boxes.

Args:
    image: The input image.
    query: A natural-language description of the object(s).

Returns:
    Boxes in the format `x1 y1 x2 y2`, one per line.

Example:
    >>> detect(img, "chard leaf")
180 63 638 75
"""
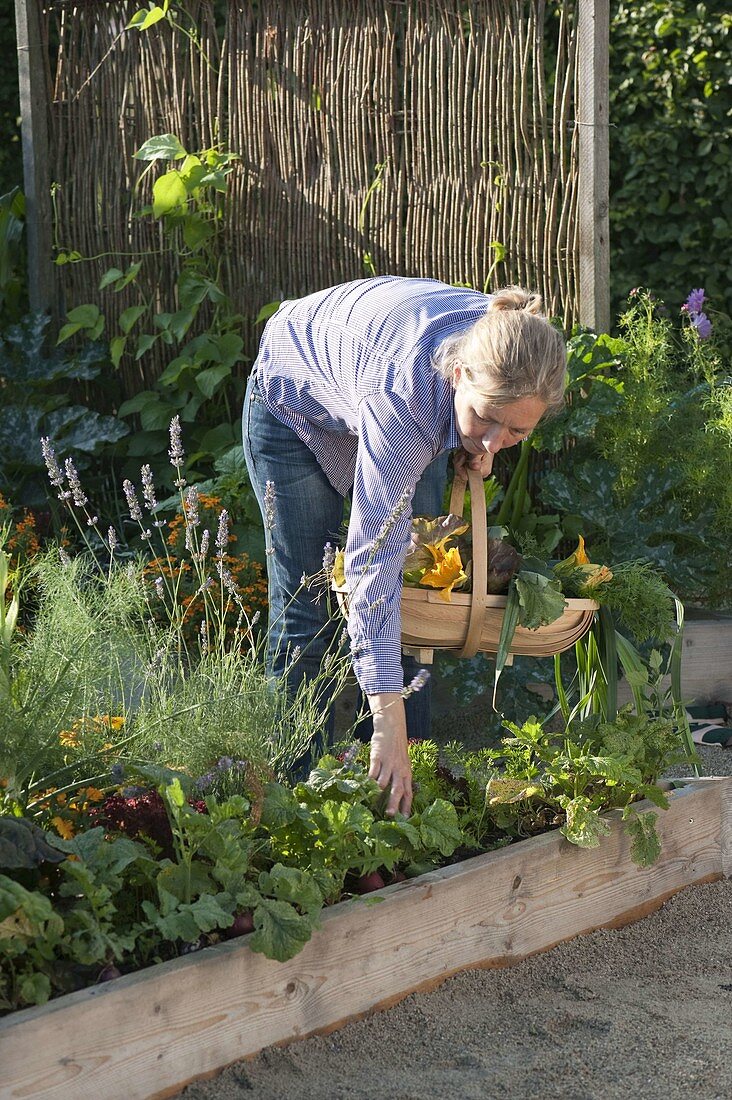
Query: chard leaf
560 797 611 849
581 754 643 787
625 811 661 867
515 570 567 629
249 898 316 961
486 777 544 805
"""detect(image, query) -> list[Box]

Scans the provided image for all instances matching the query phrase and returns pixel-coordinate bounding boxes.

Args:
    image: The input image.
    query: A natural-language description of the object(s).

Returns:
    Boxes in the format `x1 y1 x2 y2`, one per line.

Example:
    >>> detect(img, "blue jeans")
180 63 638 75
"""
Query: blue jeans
242 369 448 756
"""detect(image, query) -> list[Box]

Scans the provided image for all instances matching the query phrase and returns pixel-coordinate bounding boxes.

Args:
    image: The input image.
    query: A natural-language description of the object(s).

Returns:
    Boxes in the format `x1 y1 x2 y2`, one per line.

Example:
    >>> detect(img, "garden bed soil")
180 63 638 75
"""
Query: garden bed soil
1 758 729 1100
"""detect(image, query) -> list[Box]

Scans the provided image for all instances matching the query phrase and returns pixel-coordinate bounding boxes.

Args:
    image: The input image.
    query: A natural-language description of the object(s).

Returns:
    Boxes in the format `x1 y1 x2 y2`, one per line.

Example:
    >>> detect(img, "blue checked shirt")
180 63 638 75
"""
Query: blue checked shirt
255 276 491 694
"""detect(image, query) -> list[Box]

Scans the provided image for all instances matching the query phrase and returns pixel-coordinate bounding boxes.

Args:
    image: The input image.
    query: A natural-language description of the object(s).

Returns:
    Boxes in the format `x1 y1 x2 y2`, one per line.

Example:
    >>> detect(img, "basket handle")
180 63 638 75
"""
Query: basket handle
448 462 492 659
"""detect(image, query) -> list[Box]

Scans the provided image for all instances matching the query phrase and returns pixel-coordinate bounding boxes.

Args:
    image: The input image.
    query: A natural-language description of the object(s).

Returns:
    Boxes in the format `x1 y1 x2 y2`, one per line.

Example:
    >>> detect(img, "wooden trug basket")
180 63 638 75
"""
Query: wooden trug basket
337 466 597 663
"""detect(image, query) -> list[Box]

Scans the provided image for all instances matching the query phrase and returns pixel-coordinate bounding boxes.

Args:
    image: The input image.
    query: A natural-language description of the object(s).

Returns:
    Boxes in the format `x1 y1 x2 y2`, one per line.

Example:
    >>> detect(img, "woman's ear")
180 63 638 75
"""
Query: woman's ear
452 363 462 388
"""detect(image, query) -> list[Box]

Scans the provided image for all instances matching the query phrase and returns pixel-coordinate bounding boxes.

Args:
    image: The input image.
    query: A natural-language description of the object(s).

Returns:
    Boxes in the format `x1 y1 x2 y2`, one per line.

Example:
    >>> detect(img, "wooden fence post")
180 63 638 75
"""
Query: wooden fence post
577 0 610 333
15 0 53 314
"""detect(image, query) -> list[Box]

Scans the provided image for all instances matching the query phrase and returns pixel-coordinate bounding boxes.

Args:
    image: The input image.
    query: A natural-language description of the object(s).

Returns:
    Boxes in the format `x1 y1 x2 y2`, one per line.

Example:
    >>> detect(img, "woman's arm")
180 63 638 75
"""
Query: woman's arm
366 691 412 816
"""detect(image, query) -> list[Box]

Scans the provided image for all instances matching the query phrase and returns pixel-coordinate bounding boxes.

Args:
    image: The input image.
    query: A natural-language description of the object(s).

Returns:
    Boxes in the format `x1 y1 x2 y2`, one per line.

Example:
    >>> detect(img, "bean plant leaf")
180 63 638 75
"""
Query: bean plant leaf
98 267 124 290
134 133 187 162
249 897 316 962
153 171 188 218
127 6 167 31
110 335 127 367
195 363 231 399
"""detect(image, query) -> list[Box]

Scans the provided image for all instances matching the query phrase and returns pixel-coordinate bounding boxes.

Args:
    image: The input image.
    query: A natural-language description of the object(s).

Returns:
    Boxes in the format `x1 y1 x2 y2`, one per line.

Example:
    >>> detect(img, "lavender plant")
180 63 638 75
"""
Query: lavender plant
1 419 357 820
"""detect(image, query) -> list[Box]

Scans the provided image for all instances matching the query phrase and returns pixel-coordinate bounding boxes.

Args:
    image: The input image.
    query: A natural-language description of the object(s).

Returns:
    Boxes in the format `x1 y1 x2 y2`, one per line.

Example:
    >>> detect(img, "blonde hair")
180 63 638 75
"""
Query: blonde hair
432 286 567 414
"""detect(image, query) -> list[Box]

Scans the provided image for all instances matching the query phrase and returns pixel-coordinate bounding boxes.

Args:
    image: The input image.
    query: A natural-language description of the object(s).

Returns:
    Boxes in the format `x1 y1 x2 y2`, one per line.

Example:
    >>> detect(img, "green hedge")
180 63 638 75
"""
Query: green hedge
609 2 732 315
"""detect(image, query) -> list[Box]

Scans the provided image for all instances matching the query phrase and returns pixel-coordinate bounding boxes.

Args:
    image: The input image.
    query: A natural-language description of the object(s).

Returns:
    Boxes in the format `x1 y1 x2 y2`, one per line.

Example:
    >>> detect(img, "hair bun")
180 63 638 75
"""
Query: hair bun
488 286 544 315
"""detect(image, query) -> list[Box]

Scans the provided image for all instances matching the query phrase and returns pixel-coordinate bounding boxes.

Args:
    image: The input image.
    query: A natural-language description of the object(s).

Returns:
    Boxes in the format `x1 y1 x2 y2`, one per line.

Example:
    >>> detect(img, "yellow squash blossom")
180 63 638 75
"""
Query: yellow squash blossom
578 564 613 595
556 535 590 570
419 545 468 602
332 548 346 588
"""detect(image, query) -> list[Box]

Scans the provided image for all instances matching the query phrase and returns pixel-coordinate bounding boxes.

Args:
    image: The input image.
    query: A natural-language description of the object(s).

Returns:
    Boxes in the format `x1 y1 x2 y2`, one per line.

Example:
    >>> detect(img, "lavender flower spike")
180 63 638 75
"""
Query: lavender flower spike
322 542 335 572
401 667 431 699
168 414 185 467
141 464 157 511
684 288 706 314
215 509 230 556
64 458 88 508
185 485 200 527
40 437 65 489
123 479 143 522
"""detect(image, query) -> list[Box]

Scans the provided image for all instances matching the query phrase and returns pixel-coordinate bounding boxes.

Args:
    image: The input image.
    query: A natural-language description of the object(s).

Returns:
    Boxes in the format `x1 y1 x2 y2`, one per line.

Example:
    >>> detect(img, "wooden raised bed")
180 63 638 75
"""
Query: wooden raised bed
1 778 729 1100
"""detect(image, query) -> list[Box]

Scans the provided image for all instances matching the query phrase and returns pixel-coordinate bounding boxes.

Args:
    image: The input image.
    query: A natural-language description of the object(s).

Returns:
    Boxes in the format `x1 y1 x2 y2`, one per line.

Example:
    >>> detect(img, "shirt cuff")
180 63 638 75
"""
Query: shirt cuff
349 631 404 695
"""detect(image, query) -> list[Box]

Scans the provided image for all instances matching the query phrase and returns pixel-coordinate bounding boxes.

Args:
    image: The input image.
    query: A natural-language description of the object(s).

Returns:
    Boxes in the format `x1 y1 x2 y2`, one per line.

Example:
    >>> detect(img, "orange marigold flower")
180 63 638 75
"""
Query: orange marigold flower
80 786 105 803
51 816 75 840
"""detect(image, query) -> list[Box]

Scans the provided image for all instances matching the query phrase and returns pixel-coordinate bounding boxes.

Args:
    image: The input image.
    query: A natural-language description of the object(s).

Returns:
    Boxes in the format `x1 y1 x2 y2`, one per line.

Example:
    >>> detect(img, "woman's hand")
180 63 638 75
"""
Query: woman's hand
453 446 494 479
366 692 412 816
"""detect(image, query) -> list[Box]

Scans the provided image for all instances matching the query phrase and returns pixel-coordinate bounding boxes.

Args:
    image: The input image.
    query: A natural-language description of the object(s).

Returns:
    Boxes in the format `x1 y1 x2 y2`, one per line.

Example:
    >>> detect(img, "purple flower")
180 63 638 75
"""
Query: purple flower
64 458 88 508
123 479 143 522
40 437 65 489
684 288 706 314
141 464 157 511
184 486 200 528
401 668 431 699
692 311 713 339
168 415 185 468
215 510 230 556
342 742 361 767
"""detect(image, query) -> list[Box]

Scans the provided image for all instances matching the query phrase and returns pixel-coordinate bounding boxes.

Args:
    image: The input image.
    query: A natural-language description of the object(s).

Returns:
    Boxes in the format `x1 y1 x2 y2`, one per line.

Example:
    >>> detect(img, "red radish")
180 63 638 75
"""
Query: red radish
97 964 122 982
355 871 385 894
227 910 255 937
390 869 407 884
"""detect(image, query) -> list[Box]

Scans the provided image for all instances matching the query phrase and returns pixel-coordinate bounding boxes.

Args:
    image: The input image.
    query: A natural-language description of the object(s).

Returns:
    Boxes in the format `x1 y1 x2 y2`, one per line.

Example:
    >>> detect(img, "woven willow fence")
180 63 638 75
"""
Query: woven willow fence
19 0 608 396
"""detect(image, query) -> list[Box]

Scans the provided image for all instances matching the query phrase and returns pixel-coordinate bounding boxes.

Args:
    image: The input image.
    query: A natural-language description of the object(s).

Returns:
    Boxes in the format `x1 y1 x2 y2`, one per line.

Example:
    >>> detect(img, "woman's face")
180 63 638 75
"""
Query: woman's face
452 366 546 455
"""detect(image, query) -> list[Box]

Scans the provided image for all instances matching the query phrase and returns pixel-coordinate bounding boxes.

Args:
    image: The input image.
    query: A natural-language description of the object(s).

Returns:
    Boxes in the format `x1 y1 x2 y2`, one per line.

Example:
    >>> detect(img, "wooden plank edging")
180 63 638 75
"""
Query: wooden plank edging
1 779 729 1100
